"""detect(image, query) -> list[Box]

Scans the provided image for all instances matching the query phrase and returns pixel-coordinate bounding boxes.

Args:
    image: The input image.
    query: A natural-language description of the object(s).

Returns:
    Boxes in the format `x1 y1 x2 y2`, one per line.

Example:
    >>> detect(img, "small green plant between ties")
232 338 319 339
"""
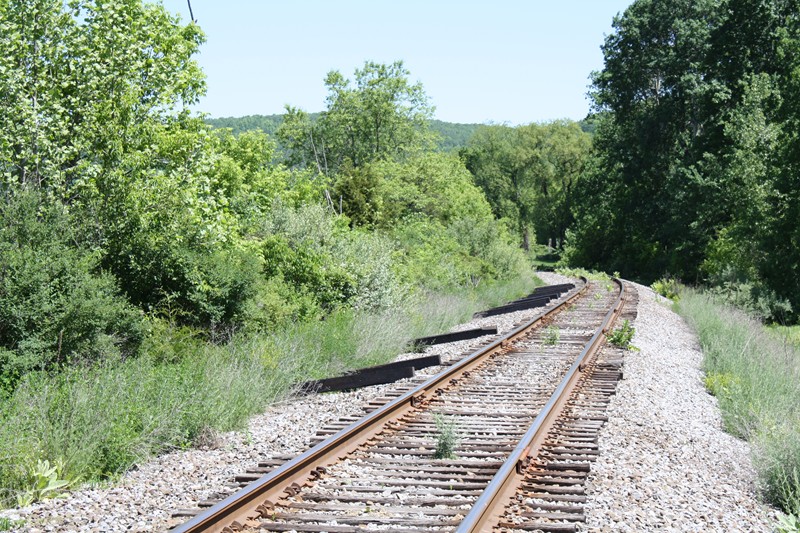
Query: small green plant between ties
606 319 636 350
433 413 459 459
544 325 560 345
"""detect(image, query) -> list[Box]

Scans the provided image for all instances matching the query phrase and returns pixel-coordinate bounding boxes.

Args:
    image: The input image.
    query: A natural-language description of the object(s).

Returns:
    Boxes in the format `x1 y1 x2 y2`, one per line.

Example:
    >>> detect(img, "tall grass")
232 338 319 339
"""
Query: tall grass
0 271 540 507
677 289 800 516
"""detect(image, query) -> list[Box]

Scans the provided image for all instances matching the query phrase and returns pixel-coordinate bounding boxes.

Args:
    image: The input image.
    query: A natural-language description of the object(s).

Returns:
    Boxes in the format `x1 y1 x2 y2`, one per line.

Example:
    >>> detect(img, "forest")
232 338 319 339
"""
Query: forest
0 0 799 522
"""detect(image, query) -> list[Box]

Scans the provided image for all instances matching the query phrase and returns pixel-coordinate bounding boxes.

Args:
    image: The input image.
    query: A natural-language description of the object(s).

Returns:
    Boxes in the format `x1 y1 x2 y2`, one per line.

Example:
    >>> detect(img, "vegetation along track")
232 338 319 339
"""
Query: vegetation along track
171 277 632 532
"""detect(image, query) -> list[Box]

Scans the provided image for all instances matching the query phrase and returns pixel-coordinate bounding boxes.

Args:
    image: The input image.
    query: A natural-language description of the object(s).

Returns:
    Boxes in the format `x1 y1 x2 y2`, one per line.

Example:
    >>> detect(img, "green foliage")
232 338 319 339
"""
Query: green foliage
257 202 401 313
261 235 356 312
767 325 800 348
606 319 635 349
703 372 739 399
212 128 323 217
0 191 143 396
544 325 560 345
428 120 481 152
555 267 610 282
463 120 592 249
776 513 800 533
206 114 478 153
206 114 285 136
389 215 528 292
0 333 300 506
651 278 681 302
15 459 73 507
433 413 459 460
278 61 435 174
678 289 800 515
0 0 205 190
0 517 23 531
566 0 800 320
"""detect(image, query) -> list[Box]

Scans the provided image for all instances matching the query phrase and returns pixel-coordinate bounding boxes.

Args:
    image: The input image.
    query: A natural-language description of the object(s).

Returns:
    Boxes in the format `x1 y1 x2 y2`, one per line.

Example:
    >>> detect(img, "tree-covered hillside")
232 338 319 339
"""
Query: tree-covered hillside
206 114 482 152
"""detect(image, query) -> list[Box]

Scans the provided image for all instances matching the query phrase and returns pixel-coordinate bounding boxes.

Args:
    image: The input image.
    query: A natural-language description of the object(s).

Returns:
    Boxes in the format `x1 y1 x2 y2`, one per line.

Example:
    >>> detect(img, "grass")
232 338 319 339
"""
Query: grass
433 413 459 459
677 288 800 518
767 325 800 349
0 518 23 531
0 272 542 508
543 325 560 345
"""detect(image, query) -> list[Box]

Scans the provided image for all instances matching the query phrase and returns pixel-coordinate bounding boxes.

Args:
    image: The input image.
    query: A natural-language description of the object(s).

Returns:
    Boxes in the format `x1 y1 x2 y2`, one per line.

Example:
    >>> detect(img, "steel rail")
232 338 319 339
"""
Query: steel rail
455 278 626 532
170 278 588 533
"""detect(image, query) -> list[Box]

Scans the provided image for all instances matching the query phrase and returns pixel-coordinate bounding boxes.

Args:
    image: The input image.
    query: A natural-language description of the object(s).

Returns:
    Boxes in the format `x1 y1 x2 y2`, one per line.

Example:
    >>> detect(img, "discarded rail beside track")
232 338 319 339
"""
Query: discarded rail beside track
171 277 629 533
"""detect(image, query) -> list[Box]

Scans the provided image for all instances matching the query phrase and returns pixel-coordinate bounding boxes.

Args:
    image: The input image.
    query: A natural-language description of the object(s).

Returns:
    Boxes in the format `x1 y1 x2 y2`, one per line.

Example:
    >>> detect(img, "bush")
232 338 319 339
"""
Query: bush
258 202 402 312
651 278 681 302
0 191 143 396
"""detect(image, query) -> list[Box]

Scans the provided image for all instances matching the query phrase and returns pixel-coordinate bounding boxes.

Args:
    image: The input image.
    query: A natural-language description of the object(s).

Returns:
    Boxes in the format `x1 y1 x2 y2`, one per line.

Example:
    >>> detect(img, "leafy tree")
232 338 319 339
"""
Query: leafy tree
278 61 435 174
0 191 143 395
463 121 591 250
0 0 205 193
566 0 800 320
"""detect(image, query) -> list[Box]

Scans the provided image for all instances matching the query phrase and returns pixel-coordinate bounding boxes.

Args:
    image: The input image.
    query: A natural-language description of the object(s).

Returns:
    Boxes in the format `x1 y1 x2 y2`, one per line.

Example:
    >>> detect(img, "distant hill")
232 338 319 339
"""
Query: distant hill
205 114 286 136
205 114 483 152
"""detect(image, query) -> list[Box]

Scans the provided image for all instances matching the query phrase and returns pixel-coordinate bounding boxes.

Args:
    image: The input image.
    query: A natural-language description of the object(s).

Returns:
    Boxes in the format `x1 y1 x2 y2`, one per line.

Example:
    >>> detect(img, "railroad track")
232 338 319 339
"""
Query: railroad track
171 277 634 533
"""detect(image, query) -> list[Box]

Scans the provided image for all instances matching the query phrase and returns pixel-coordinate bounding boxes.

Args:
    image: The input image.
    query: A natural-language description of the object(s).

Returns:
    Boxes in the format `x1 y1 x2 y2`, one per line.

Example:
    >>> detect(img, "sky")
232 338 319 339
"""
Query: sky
158 1 635 124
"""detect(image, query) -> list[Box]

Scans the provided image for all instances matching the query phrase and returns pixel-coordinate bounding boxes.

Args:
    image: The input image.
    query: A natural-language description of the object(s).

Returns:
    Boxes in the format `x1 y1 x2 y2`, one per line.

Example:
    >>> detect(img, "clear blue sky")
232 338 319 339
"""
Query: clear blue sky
158 1 634 124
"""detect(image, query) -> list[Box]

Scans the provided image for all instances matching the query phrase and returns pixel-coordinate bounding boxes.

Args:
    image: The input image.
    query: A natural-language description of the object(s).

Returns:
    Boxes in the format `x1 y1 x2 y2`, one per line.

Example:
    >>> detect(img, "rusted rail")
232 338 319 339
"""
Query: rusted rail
170 279 588 533
455 278 626 532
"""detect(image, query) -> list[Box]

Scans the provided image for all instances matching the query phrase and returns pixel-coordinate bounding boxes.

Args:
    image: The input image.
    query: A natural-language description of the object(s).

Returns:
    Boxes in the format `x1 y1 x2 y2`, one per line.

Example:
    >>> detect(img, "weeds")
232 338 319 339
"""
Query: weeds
703 372 739 399
678 289 800 517
433 413 459 459
0 274 543 508
544 325 560 345
776 514 800 533
652 278 681 302
0 518 23 531
555 267 610 282
15 459 73 507
606 320 635 349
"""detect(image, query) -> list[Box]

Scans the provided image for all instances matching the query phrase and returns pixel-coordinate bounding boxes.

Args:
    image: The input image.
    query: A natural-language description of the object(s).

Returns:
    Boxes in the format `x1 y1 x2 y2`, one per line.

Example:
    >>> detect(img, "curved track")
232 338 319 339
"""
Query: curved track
171 277 630 533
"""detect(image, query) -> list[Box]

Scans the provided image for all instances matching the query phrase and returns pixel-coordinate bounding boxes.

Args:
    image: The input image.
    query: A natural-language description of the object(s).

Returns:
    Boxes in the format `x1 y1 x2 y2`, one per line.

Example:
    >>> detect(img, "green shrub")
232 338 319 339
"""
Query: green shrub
544 325 560 345
0 191 143 396
257 202 402 312
651 278 681 302
433 413 459 460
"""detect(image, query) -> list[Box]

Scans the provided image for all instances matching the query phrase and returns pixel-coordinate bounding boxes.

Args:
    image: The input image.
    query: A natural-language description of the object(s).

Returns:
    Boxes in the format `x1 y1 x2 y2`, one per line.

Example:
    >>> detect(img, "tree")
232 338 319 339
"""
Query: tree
462 121 591 250
278 61 435 175
0 0 206 194
566 0 800 320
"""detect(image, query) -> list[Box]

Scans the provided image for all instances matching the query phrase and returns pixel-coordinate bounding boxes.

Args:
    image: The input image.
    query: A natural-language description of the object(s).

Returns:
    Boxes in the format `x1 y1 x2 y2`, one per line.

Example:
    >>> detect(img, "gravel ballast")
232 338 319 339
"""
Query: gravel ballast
579 278 778 532
0 274 780 532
